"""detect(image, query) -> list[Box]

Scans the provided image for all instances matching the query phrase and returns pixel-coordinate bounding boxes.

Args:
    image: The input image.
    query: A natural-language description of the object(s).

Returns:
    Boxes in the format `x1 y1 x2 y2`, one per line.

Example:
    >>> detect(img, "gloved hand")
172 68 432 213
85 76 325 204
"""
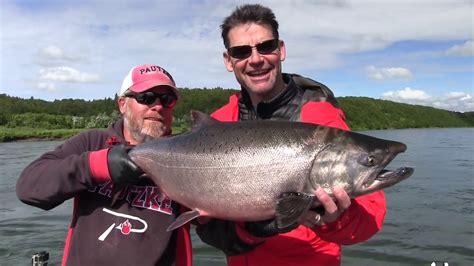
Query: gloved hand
107 145 144 185
244 218 299 238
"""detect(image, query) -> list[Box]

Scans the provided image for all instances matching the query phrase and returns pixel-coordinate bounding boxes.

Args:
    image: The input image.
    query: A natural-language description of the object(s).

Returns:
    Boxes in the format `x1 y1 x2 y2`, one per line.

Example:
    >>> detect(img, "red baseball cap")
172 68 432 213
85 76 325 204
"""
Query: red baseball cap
119 64 180 99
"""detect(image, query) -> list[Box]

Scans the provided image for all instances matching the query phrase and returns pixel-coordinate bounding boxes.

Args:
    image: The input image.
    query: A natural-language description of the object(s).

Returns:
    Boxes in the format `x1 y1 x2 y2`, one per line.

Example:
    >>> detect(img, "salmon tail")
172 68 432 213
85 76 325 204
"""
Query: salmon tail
275 192 314 228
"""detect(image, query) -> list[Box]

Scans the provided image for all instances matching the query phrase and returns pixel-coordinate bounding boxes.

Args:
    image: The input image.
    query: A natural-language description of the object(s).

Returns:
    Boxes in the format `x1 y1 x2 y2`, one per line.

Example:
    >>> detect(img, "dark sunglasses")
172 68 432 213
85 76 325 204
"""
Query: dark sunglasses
124 91 177 108
227 39 279 59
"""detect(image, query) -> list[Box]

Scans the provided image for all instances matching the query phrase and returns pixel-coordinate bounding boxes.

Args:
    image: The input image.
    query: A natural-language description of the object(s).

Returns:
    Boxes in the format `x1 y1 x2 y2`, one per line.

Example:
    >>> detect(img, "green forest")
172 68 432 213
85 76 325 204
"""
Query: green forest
1 89 473 142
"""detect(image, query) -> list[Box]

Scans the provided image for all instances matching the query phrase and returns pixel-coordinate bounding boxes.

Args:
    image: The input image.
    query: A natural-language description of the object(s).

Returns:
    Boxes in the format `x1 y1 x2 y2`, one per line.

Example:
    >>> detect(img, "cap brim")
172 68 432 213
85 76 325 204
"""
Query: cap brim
130 80 181 99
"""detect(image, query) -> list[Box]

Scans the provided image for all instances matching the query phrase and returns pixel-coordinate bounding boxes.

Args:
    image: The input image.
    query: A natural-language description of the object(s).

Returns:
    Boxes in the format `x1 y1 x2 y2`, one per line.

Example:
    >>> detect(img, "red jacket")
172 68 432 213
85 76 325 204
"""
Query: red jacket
211 94 386 266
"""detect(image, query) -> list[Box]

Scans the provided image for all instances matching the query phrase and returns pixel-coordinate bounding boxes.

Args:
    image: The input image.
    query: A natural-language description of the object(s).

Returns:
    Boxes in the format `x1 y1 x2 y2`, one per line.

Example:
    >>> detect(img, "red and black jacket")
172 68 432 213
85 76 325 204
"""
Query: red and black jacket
197 74 386 266
16 119 192 266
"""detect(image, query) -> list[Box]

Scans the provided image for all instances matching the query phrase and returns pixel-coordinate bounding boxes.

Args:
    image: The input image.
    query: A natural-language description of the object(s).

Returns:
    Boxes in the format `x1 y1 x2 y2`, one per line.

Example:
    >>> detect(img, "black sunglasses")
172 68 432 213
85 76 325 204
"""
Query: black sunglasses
124 91 177 108
227 39 279 59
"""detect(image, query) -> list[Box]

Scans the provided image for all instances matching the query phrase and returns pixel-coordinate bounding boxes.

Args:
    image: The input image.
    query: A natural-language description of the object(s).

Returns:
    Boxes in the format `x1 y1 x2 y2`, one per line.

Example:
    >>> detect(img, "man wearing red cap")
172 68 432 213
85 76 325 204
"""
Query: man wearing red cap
16 64 192 266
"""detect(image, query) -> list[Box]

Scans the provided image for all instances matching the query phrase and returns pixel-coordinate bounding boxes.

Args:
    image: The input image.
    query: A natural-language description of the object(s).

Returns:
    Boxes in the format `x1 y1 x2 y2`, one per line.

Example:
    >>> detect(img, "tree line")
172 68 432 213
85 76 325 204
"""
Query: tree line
339 97 474 130
1 90 473 133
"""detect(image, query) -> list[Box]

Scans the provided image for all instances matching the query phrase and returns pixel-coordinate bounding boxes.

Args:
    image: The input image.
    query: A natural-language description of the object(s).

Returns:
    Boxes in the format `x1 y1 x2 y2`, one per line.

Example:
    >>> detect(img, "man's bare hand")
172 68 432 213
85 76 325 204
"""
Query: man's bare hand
299 186 351 228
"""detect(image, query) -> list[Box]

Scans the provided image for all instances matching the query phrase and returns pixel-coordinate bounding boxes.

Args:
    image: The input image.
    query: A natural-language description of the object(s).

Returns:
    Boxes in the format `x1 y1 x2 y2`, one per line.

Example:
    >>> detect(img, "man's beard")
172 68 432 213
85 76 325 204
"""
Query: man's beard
123 108 166 143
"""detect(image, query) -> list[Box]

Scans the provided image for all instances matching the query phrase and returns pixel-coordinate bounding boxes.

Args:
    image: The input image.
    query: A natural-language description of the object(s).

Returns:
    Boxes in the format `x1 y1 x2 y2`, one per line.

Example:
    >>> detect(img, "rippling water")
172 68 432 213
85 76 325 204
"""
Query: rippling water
0 128 472 265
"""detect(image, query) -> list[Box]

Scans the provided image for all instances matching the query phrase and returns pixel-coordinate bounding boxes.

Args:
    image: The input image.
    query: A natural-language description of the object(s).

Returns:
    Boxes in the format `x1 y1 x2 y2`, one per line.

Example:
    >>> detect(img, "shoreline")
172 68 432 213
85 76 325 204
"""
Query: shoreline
18 137 66 142
1 137 69 143
0 127 86 143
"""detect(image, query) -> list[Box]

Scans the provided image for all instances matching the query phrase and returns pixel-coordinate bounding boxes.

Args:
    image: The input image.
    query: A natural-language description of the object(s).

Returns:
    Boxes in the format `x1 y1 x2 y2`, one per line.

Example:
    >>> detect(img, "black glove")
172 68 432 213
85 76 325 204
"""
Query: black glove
107 145 144 185
244 219 299 238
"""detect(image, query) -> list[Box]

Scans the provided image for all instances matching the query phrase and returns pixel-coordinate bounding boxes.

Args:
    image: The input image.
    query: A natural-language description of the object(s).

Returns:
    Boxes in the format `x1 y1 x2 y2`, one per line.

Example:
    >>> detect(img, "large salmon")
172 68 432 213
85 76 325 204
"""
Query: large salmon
129 111 413 230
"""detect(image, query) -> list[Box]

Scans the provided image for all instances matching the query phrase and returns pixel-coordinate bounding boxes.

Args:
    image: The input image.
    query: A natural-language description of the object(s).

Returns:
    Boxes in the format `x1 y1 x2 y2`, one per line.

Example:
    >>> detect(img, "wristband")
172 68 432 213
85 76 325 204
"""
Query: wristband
88 149 111 182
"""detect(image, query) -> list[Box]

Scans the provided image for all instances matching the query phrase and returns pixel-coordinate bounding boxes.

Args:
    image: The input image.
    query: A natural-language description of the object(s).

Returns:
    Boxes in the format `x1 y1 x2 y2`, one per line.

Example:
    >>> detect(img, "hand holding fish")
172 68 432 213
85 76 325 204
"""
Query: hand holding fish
299 186 351 228
226 185 352 240
243 186 352 237
106 144 144 185
197 185 353 241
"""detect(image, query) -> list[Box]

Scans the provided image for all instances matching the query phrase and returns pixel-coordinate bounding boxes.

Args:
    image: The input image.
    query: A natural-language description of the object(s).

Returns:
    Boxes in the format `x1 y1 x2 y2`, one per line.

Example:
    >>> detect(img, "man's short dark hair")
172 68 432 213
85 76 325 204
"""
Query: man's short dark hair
220 4 279 49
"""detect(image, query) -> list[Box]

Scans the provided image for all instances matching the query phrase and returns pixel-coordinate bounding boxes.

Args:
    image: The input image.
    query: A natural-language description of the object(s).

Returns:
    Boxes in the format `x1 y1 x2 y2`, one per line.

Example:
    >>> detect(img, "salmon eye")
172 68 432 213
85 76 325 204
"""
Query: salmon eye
367 156 375 166
358 155 377 167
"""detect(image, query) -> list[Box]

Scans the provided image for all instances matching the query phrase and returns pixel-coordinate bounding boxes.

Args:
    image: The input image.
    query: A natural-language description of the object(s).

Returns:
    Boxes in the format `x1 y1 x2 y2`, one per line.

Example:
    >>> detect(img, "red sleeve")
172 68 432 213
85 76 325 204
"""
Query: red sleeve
313 191 386 244
88 148 112 182
16 130 110 210
300 101 387 244
175 223 192 266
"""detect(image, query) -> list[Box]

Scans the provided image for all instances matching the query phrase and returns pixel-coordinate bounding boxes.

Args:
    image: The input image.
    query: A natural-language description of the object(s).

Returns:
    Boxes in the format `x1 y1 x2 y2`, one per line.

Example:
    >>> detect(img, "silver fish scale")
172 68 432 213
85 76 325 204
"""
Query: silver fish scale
130 120 325 221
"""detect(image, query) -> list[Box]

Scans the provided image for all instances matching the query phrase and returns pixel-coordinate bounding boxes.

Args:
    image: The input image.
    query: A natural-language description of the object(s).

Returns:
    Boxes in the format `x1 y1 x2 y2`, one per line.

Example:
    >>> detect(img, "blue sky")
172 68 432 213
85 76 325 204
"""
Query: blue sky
1 0 472 112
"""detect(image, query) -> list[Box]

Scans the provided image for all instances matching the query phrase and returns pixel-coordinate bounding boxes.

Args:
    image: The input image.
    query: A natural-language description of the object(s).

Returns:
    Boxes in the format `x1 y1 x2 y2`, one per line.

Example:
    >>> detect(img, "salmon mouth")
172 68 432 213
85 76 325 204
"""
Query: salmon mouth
363 167 414 191
377 167 413 181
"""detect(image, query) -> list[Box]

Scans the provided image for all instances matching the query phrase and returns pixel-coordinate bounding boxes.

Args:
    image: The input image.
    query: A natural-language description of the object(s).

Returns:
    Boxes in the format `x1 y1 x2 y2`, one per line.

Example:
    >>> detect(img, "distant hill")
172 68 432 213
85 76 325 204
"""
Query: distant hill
338 97 473 130
1 90 473 131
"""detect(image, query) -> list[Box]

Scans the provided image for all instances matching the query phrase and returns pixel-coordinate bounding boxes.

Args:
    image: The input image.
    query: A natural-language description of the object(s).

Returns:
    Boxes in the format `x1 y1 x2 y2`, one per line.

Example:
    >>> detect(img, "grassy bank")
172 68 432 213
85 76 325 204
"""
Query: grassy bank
0 126 187 142
0 127 85 142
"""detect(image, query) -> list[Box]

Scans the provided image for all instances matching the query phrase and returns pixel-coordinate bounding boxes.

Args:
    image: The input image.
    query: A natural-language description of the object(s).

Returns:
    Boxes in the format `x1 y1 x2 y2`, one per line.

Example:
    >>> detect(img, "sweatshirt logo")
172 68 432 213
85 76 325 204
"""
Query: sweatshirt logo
98 208 148 241
89 182 174 215
119 220 132 235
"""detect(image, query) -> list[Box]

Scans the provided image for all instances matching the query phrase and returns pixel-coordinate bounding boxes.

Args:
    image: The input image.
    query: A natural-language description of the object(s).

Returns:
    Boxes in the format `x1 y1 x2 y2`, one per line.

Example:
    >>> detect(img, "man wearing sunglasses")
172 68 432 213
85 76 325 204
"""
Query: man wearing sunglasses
16 64 192 266
196 4 386 266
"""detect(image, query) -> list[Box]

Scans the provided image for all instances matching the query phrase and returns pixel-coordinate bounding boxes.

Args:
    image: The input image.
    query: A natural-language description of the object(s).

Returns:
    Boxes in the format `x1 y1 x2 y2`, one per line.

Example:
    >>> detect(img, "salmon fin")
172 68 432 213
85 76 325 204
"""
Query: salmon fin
275 192 314 229
166 209 201 231
190 110 219 130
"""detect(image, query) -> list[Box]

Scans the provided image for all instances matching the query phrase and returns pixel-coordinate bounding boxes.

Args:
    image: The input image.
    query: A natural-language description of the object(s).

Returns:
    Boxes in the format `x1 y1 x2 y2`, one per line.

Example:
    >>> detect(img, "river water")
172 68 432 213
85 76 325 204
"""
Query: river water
0 128 472 265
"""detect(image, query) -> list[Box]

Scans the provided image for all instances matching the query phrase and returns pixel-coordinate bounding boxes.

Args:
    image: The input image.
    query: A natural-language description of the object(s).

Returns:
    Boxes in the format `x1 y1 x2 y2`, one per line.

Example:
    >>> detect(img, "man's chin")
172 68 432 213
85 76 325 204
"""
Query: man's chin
142 126 165 139
245 84 270 93
244 78 273 92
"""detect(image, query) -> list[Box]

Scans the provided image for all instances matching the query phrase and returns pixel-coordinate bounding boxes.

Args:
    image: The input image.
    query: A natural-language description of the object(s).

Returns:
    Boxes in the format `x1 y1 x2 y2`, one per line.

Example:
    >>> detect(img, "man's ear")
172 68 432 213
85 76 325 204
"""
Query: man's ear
279 40 286 62
223 51 234 72
118 97 127 114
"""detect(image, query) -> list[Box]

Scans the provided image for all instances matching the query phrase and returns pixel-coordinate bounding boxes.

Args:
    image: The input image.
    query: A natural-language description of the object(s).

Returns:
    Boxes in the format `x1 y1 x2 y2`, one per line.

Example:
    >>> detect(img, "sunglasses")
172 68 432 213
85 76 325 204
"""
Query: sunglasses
124 91 177 108
227 39 279 59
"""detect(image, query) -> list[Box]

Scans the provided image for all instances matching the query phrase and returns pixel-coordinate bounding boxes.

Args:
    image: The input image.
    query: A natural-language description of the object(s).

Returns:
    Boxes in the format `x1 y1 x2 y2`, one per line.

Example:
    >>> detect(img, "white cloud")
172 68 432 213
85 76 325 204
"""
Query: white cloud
0 1 472 104
41 46 65 60
446 40 474 56
36 45 80 63
35 45 81 66
366 66 384 80
446 91 472 101
367 65 413 80
37 82 57 92
382 87 473 112
276 1 472 54
382 87 431 101
39 67 100 83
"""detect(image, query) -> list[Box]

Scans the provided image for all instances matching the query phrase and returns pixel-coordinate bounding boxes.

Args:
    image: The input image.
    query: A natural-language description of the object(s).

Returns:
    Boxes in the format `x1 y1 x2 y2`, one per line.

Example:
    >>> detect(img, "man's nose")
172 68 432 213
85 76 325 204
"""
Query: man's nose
248 47 264 63
148 99 165 110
